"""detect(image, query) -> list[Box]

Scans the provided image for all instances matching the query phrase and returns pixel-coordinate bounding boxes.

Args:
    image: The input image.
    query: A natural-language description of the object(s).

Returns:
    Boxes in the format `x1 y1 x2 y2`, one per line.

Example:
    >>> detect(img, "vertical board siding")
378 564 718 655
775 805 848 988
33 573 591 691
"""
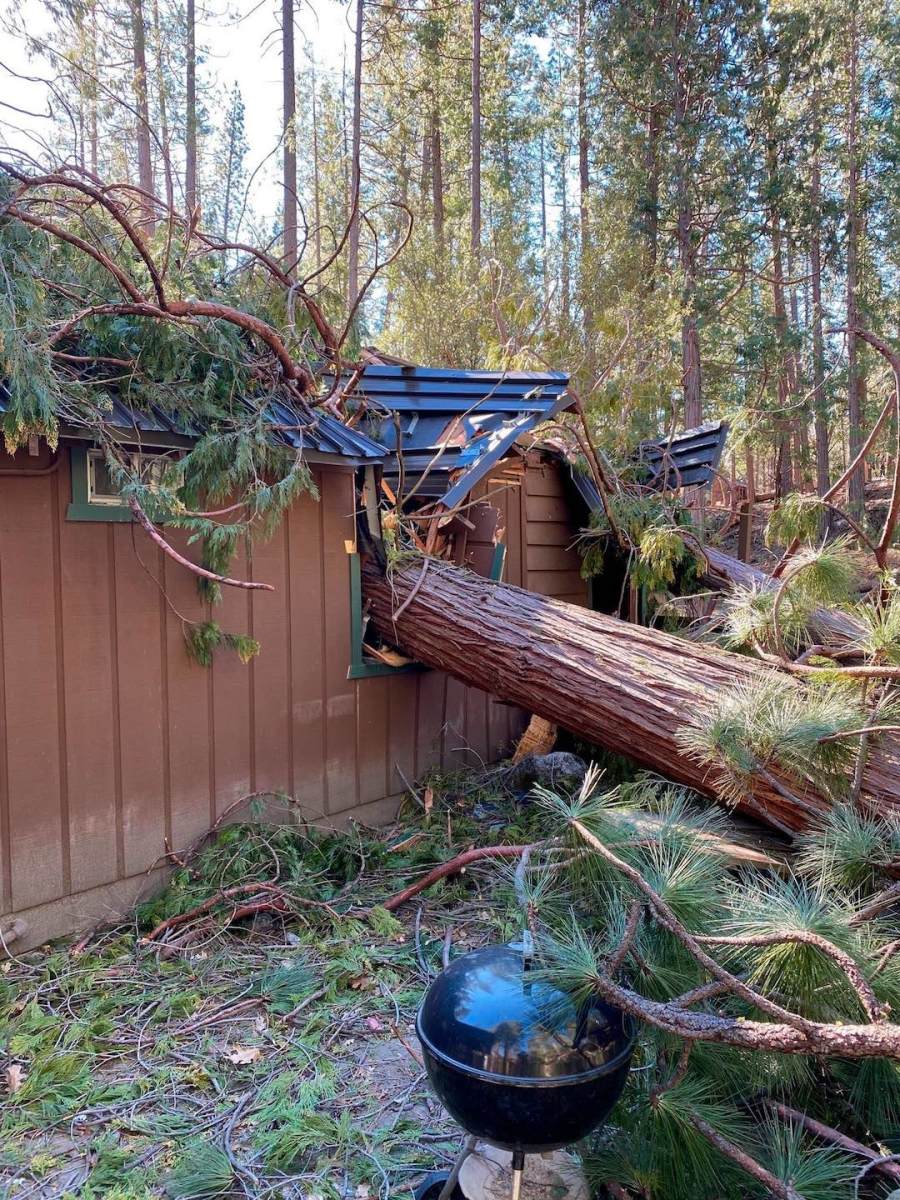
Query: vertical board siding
524 458 589 607
0 463 65 911
210 539 253 820
249 525 291 800
286 486 326 816
319 469 357 813
163 532 214 850
1 445 576 938
56 456 119 894
112 526 167 878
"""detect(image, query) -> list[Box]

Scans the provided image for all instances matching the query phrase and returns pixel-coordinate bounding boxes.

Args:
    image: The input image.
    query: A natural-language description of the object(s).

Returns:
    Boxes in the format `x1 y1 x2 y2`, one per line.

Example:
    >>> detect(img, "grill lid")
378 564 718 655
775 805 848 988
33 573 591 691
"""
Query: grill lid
417 942 632 1082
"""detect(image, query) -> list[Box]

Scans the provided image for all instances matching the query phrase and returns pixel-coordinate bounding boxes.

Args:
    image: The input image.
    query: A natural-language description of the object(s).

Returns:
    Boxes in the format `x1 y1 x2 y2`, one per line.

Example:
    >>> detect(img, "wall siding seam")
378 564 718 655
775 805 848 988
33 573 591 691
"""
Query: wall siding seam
158 546 173 850
317 483 330 814
412 673 421 779
284 513 295 798
247 553 257 794
107 525 125 879
0 528 10 914
206 614 216 828
51 471 72 894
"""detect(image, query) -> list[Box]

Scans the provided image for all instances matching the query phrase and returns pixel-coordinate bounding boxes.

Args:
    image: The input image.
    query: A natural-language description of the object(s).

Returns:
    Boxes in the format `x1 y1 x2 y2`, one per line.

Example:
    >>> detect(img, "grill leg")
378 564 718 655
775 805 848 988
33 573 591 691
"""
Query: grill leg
437 1135 477 1200
510 1150 526 1200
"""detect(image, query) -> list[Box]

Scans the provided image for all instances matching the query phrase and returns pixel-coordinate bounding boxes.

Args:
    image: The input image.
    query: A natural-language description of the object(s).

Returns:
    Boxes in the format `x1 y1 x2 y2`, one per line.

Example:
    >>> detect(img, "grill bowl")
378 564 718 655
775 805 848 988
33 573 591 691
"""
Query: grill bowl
416 943 634 1153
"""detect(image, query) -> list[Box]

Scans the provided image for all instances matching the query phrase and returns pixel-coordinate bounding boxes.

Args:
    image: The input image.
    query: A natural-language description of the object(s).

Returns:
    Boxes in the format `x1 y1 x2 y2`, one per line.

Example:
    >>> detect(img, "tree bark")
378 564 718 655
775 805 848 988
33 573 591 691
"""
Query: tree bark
846 7 865 511
431 96 445 259
673 13 701 429
185 0 197 212
576 0 591 338
282 0 297 275
347 0 364 308
361 558 900 833
311 61 321 272
131 0 155 228
770 188 794 498
810 97 829 501
470 0 481 266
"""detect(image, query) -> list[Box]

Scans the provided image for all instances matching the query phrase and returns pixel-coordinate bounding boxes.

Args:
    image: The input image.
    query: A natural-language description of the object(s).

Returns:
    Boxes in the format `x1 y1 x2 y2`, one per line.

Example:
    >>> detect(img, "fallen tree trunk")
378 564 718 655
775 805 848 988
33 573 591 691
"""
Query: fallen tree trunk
362 557 900 832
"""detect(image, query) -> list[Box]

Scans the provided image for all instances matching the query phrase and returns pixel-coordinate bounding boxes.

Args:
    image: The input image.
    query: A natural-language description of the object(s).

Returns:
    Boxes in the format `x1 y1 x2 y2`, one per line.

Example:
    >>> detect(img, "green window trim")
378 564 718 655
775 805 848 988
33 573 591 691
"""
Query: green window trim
67 446 133 522
347 551 425 680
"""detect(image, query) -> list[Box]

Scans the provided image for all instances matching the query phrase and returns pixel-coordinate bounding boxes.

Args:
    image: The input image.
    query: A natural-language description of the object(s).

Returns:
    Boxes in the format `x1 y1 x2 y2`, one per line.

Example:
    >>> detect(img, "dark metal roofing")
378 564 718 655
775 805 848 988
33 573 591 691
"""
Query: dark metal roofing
634 420 729 490
0 383 387 463
565 419 729 512
348 364 571 508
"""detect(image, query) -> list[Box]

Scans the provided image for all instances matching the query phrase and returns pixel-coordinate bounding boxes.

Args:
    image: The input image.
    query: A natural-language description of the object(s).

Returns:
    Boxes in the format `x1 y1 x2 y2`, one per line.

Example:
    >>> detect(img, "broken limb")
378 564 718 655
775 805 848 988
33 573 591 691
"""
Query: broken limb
381 844 533 912
128 497 275 592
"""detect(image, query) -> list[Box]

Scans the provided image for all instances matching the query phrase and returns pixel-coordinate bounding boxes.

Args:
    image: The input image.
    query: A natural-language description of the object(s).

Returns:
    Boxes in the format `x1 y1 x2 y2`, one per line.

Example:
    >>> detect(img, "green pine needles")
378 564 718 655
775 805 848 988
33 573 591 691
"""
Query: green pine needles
676 675 866 806
525 769 900 1200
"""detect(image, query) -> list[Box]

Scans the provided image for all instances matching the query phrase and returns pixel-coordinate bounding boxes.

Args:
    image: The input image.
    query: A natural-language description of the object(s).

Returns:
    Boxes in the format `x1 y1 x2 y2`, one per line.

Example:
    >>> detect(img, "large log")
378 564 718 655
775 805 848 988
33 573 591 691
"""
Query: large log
362 558 900 833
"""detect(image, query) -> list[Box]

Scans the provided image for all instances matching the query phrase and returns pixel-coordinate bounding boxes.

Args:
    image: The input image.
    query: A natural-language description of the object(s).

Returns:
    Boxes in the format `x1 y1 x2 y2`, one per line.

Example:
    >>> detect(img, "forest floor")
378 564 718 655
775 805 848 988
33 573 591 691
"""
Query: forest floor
0 776 548 1200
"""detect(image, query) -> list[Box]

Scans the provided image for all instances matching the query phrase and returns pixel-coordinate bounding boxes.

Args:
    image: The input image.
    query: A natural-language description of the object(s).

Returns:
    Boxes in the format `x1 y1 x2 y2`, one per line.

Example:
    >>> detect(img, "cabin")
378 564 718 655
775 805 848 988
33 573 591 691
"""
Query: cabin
0 366 592 950
0 362 727 950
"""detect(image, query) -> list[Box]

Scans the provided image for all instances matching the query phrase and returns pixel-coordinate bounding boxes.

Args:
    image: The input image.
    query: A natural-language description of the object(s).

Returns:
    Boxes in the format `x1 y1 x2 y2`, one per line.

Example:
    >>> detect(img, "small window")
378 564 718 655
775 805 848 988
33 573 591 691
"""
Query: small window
68 446 179 522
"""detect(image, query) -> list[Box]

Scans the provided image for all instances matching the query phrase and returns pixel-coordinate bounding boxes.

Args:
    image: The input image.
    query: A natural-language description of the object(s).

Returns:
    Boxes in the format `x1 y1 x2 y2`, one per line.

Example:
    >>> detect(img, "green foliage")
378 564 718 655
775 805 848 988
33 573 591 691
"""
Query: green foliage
849 588 900 665
529 769 900 1199
797 804 900 894
578 491 700 594
765 493 828 548
185 621 260 668
676 675 865 803
721 543 856 656
165 1142 233 1199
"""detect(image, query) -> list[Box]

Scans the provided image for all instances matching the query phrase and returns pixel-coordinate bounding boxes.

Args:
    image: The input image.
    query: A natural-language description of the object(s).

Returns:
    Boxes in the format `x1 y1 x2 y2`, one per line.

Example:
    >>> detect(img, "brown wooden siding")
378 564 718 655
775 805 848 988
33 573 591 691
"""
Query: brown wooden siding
0 443 586 948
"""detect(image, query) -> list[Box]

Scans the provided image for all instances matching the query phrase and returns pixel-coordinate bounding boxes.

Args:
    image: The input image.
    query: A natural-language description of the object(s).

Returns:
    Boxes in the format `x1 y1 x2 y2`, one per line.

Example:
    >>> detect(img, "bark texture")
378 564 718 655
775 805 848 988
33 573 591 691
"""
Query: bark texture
362 558 900 832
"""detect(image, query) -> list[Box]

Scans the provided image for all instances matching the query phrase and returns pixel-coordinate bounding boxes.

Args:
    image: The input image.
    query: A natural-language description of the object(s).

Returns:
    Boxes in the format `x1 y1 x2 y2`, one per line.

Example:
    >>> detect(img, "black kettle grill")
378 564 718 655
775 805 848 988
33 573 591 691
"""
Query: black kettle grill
415 939 635 1199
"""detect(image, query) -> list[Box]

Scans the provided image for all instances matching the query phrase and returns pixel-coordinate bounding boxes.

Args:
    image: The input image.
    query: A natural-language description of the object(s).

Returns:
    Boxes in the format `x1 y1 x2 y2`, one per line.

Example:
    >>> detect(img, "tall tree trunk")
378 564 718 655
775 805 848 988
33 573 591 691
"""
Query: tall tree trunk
151 0 173 206
185 0 197 213
282 0 297 275
88 0 99 174
787 241 811 488
131 0 155 227
431 96 445 259
643 108 661 285
810 98 829 500
576 0 591 339
539 128 548 301
470 0 481 267
846 7 865 511
347 0 364 310
771 217 794 497
673 40 700 428
311 61 321 272
361 558 900 834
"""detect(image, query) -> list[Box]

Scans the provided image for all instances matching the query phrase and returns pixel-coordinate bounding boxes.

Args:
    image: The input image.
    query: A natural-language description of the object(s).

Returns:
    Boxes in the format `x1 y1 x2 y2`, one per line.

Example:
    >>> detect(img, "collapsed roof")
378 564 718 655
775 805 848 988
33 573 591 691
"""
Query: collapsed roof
564 419 729 513
345 363 572 508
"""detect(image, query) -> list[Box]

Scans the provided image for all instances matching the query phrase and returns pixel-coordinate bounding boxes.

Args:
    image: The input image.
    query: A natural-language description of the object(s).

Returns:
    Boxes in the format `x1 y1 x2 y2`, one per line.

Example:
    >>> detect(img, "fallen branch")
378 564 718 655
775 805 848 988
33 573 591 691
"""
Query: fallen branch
761 1099 900 1183
381 844 532 912
688 1114 801 1200
140 881 337 944
128 497 275 592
